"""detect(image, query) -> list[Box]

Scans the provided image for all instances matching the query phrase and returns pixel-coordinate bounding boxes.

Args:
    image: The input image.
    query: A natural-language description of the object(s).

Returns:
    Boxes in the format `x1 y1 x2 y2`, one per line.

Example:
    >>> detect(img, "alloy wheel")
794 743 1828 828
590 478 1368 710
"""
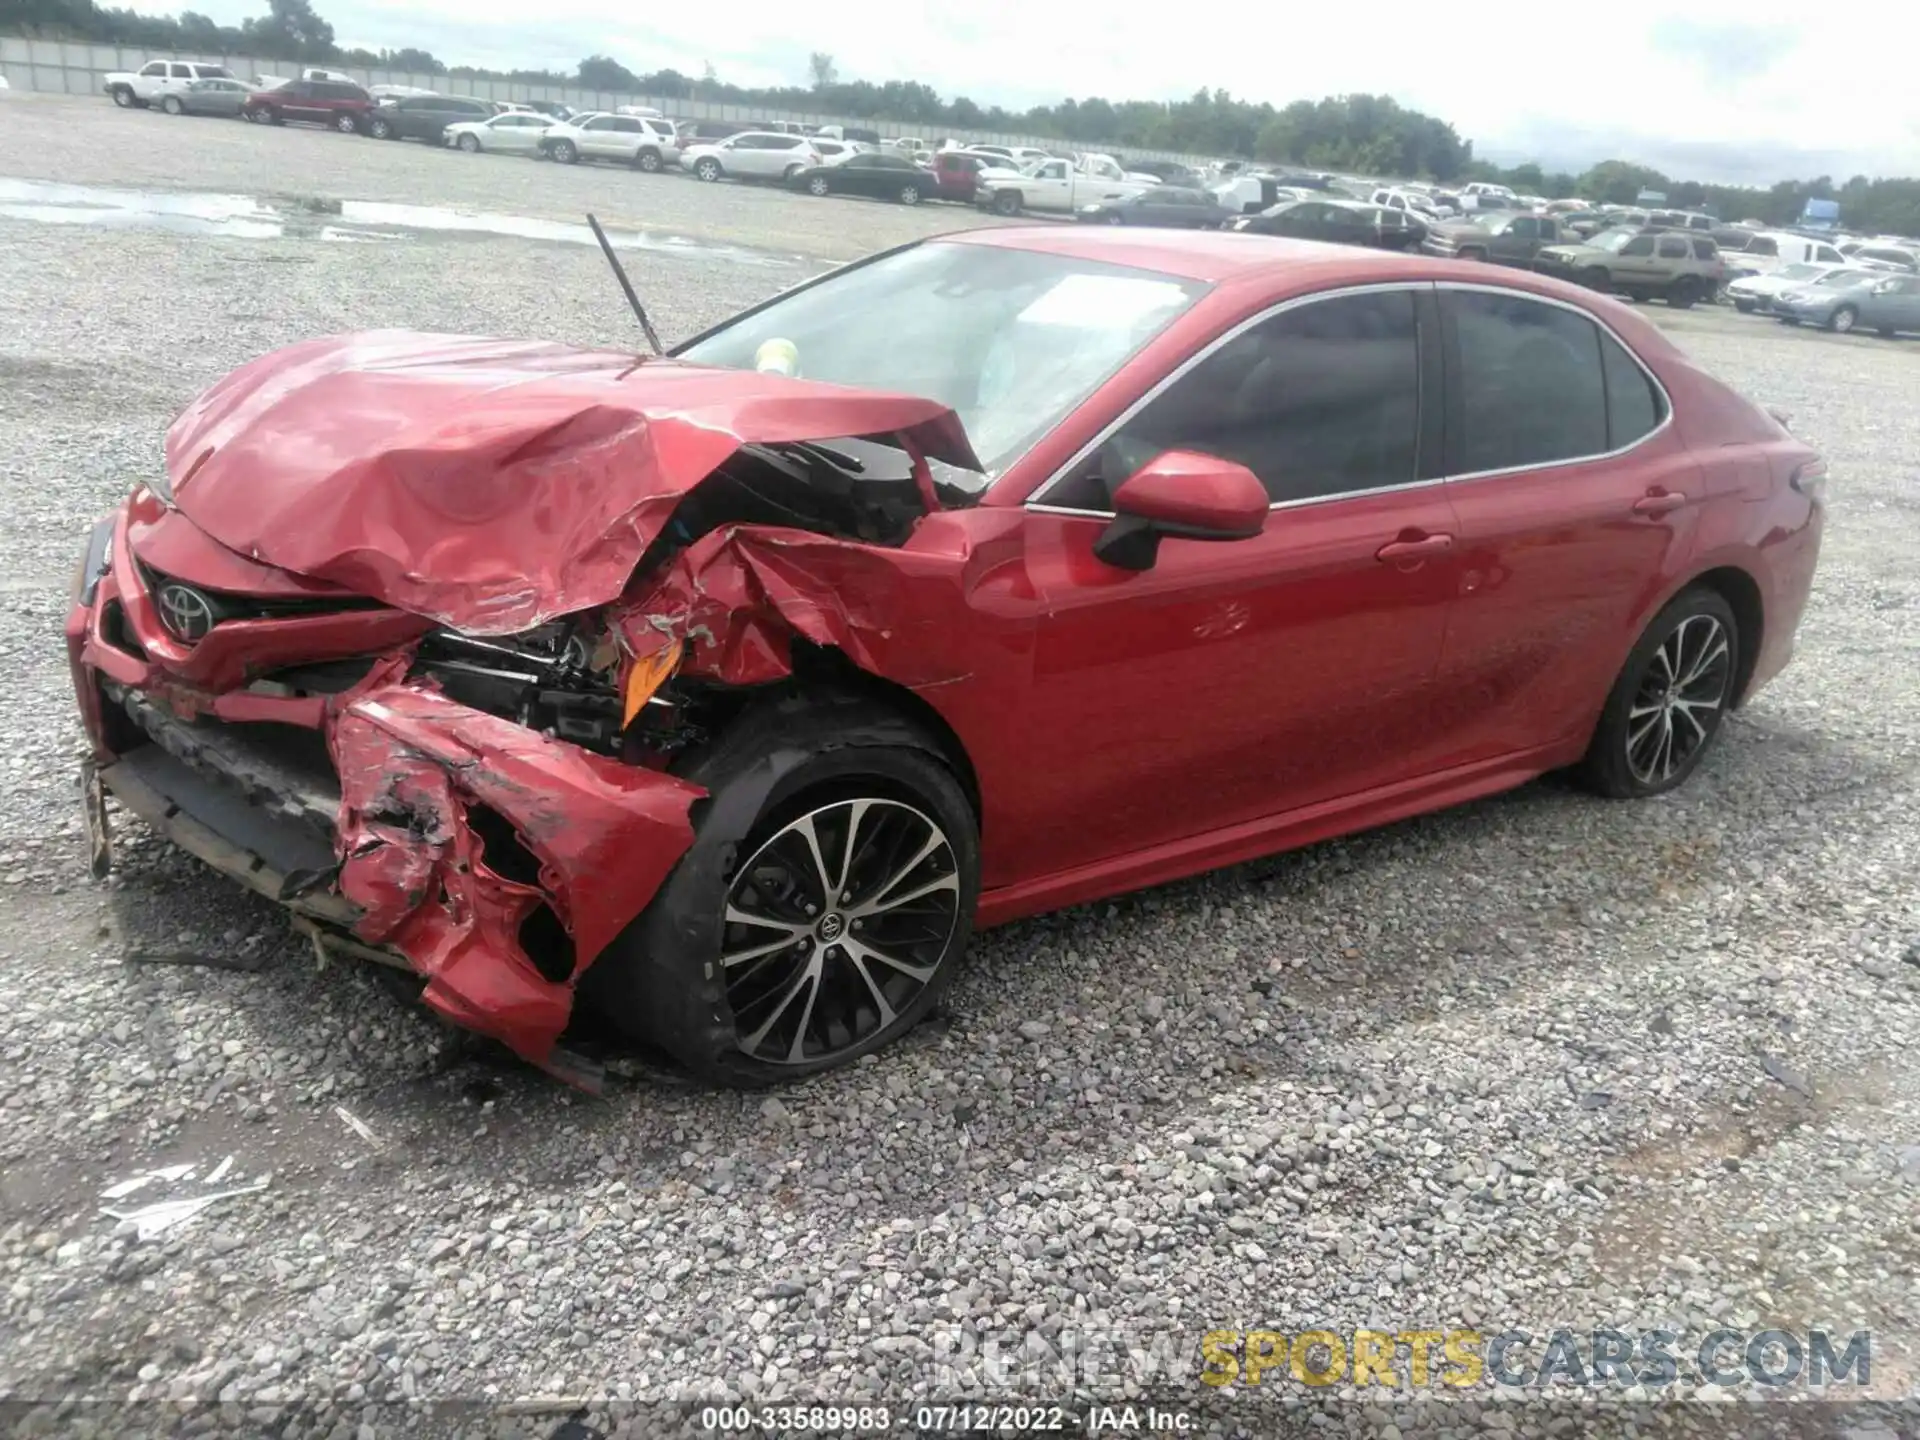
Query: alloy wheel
720 798 961 1067
1625 614 1732 786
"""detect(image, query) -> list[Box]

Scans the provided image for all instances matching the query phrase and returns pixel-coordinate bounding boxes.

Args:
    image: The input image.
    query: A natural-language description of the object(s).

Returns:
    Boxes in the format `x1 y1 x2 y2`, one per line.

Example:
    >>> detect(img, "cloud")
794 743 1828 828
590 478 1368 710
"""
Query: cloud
1646 19 1800 85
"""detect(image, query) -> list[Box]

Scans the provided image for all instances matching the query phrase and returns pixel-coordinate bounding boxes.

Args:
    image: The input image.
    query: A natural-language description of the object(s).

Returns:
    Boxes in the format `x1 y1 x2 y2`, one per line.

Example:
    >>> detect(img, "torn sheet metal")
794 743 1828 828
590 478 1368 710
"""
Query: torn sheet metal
162 331 982 635
609 523 981 688
328 676 704 1070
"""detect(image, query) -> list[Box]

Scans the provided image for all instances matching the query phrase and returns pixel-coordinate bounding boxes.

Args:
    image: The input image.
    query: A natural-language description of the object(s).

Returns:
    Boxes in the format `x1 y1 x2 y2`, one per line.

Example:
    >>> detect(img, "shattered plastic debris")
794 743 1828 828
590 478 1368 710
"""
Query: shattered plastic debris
334 1105 379 1145
101 1178 268 1240
98 1163 195 1201
204 1154 235 1184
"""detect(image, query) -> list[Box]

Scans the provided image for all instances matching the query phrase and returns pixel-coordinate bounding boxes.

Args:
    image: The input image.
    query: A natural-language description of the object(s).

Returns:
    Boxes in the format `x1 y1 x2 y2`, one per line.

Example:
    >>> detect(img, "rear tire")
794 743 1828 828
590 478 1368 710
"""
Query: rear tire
581 693 979 1087
1665 277 1700 309
635 147 662 172
1578 587 1739 799
161 95 184 116
334 112 359 134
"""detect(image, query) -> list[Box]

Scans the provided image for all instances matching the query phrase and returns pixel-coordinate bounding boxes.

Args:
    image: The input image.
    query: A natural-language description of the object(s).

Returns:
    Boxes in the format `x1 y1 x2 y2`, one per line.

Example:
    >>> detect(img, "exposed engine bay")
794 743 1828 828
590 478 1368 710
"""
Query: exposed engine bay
410 437 939 758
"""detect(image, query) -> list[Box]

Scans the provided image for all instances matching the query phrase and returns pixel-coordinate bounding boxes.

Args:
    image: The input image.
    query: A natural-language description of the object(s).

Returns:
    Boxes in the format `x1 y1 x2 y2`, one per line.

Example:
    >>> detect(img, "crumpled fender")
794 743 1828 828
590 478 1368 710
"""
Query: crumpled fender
608 523 981 688
164 332 982 634
326 660 703 1068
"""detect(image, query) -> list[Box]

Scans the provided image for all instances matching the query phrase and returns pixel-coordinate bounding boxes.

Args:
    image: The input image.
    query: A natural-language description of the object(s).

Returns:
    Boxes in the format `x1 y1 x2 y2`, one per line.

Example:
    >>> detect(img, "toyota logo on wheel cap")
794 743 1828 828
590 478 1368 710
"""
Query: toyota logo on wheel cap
156 583 217 642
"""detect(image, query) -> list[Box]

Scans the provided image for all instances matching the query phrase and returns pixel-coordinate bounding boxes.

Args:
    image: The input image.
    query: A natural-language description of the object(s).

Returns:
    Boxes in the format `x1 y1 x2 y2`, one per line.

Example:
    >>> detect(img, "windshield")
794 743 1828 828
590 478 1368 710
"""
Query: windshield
676 242 1208 488
1815 270 1869 287
1587 229 1640 252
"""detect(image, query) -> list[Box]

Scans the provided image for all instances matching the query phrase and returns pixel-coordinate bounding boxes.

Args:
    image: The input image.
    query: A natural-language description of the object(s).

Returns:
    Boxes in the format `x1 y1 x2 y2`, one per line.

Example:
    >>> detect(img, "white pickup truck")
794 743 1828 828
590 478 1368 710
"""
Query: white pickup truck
975 155 1154 216
104 59 241 109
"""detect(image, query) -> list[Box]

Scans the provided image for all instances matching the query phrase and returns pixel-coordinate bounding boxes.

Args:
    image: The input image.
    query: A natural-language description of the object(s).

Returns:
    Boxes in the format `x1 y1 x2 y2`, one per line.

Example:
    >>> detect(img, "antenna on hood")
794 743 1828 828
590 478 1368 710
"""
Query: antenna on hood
586 213 663 356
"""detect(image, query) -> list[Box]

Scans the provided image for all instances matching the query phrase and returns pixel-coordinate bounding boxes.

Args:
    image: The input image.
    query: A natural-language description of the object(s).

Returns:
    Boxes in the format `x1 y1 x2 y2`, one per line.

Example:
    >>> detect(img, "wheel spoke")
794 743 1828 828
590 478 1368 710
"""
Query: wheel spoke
841 945 898 1028
1678 636 1729 693
844 936 938 985
1655 713 1677 779
791 814 836 907
833 798 871 903
851 870 958 917
720 922 809 968
740 957 820 1055
858 830 943 911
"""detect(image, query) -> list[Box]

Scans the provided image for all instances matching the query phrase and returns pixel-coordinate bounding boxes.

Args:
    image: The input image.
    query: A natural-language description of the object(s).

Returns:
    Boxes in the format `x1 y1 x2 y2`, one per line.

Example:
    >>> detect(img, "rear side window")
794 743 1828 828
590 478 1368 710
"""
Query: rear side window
1449 291 1608 473
1055 290 1421 508
1815 245 1844 263
1599 333 1665 449
1657 237 1689 258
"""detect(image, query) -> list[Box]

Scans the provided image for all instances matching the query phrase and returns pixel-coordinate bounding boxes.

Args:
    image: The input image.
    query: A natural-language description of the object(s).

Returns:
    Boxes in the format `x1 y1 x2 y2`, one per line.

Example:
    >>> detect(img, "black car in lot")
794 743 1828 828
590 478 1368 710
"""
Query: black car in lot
789 151 935 205
1076 187 1237 229
1233 198 1429 251
368 94 493 142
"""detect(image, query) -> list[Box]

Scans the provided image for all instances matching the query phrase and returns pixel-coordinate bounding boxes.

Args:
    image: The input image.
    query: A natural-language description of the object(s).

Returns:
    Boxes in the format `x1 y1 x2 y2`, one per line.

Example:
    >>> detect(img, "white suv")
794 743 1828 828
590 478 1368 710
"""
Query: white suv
104 59 237 109
537 113 681 172
682 132 822 183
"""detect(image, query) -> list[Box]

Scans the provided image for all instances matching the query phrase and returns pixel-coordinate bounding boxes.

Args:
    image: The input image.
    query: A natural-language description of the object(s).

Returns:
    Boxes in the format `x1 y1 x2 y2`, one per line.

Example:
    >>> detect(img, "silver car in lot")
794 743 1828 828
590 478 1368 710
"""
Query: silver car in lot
439 111 555 155
1775 269 1920 335
1725 262 1841 313
162 78 251 118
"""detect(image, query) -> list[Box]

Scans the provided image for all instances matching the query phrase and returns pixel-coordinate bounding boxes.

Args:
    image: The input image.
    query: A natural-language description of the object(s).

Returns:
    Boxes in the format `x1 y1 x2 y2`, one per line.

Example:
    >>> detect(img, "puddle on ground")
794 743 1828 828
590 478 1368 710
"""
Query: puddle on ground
0 178 799 267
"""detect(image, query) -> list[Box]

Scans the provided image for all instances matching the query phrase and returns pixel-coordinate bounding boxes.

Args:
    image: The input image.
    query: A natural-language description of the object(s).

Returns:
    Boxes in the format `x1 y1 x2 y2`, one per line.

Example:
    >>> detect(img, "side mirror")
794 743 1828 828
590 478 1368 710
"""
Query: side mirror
1093 451 1269 571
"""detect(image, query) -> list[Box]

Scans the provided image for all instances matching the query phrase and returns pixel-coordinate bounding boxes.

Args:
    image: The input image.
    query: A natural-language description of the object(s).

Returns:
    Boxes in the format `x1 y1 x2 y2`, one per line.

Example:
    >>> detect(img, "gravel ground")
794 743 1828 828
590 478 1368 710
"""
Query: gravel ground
2 94 1919 1438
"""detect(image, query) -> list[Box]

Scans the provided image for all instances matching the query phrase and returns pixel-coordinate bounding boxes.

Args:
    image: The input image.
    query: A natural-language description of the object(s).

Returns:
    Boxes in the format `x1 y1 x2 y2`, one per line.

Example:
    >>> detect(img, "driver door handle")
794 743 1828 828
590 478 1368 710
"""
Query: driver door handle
1632 489 1688 516
1376 533 1454 562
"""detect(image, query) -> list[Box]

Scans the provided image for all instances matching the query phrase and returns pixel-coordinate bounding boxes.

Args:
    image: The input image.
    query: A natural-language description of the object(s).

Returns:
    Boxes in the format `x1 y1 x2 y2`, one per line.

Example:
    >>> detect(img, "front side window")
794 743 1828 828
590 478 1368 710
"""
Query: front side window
1049 290 1420 510
168 63 191 78
1691 238 1718 259
1815 245 1844 263
1449 291 1608 473
140 62 167 77
1747 237 1778 257
677 242 1208 490
583 116 615 131
1621 235 1656 257
1658 237 1689 259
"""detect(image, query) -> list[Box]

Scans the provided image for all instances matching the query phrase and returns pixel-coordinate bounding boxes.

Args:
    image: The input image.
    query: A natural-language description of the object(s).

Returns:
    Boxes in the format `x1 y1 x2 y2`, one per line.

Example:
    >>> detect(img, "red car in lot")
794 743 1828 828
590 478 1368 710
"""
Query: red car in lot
66 231 1824 1087
242 78 374 133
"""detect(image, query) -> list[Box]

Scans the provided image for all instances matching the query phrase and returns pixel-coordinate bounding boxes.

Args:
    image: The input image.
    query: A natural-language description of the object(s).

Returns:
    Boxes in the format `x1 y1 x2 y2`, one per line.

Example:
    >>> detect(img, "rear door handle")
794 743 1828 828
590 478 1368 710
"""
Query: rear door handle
1376 533 1454 562
1632 490 1688 516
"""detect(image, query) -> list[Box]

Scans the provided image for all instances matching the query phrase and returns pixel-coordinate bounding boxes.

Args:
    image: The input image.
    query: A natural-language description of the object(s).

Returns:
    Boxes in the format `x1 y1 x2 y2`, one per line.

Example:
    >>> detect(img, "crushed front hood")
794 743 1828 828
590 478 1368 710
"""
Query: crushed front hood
163 331 981 634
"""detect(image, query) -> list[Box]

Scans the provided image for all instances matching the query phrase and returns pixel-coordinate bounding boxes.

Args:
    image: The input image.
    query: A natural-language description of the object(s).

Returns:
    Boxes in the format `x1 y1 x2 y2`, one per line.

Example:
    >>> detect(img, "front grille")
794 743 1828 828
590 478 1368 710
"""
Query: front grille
139 564 384 639
105 682 340 835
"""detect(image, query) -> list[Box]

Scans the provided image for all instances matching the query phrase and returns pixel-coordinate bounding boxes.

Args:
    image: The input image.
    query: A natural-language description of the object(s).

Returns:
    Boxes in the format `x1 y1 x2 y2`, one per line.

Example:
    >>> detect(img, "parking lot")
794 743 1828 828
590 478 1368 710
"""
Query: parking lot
1 92 1917 1428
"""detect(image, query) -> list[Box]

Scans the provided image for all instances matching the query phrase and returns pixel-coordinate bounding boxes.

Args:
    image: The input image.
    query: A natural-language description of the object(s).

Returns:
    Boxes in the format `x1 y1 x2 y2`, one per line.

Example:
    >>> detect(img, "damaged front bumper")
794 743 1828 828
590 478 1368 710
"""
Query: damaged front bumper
67 511 707 1086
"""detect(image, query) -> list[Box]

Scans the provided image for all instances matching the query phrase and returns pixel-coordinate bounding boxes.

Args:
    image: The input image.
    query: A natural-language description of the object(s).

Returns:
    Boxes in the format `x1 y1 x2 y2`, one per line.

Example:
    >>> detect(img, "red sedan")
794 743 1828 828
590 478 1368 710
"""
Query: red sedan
65 230 1824 1087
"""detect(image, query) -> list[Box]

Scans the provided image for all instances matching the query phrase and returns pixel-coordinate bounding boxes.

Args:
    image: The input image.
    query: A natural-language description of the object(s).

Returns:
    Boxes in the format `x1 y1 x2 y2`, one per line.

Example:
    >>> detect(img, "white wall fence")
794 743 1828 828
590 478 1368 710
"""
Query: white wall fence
0 37 1209 164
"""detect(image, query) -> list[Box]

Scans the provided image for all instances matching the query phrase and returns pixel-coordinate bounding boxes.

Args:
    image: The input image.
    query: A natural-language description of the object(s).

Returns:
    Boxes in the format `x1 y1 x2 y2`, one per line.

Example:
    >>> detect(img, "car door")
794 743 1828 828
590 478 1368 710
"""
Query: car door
1866 274 1920 331
499 115 543 153
1431 286 1699 764
1013 286 1461 877
276 81 317 121
574 115 619 159
1609 232 1659 284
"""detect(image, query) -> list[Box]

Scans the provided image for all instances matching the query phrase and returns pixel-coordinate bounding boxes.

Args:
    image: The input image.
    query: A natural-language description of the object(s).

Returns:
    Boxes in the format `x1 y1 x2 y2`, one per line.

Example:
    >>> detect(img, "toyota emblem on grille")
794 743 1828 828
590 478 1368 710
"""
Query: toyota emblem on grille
156 583 216 642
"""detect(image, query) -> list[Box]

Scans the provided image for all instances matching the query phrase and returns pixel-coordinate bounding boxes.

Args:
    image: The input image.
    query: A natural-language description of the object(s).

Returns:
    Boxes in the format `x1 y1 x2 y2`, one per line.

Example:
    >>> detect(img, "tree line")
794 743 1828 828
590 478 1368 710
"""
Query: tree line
10 0 1917 235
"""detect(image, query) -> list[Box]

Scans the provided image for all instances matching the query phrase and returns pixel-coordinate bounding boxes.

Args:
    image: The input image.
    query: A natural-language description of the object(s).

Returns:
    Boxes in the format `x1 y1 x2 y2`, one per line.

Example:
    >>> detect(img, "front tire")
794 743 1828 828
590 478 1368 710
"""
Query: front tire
897 182 923 205
1581 266 1610 291
369 115 393 140
1829 305 1858 334
457 133 480 153
1665 277 1700 309
1456 246 1487 262
583 693 979 1086
552 139 578 164
161 95 184 116
110 86 137 108
991 189 1022 216
695 157 722 182
1734 299 1756 312
1578 587 1738 799
334 112 359 134
806 174 832 197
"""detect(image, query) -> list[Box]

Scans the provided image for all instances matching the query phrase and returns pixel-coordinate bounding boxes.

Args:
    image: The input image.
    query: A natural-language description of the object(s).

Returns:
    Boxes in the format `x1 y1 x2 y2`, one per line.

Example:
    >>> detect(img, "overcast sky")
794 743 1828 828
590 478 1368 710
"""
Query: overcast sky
149 0 1920 183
